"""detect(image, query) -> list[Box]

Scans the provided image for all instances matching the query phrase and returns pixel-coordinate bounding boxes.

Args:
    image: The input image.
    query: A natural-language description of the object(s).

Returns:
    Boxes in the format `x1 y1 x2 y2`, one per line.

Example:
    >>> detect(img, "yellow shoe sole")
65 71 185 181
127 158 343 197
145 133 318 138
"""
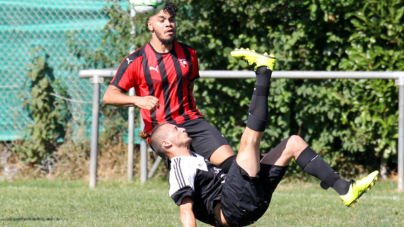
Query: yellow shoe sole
231 48 276 71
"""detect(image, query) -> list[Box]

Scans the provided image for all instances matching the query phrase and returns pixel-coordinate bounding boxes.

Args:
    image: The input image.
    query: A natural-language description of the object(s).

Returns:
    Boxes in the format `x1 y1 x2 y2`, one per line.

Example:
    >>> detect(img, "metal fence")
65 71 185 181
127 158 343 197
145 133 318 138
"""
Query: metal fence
79 69 404 192
0 0 111 140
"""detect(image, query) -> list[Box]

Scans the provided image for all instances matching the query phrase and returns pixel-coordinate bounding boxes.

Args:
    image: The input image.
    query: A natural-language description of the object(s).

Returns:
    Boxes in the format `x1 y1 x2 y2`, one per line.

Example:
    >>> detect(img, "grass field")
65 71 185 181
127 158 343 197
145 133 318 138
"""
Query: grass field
0 179 403 227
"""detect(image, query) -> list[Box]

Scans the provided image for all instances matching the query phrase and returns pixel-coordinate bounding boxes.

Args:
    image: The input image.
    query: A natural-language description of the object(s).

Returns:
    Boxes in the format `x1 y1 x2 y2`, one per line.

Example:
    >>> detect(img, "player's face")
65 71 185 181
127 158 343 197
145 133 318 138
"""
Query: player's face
166 124 192 148
149 10 176 44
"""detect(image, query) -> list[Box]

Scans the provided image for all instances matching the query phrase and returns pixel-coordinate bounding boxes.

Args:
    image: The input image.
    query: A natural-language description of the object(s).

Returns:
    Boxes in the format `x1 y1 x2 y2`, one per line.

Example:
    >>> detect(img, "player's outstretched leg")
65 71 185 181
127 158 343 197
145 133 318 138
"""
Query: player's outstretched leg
232 48 276 177
295 145 379 207
261 136 379 207
232 48 379 208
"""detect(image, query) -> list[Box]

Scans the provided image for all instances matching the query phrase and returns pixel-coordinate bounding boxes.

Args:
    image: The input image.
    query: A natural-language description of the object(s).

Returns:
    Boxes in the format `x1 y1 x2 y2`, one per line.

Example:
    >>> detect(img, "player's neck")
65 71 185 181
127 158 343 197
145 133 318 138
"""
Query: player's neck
149 38 173 54
167 147 193 159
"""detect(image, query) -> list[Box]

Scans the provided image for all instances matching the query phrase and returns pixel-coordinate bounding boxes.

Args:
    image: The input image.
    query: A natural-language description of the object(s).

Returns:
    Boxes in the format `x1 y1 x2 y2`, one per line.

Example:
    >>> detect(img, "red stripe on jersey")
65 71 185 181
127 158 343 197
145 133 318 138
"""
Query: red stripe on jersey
144 44 164 125
174 43 191 78
173 43 193 120
135 56 154 131
181 45 202 119
161 49 182 124
186 47 199 114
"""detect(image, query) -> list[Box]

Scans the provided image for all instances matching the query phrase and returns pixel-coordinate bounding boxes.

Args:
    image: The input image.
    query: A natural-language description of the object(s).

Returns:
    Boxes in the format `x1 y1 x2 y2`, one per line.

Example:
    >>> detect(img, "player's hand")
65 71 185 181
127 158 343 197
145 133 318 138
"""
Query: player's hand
137 96 160 111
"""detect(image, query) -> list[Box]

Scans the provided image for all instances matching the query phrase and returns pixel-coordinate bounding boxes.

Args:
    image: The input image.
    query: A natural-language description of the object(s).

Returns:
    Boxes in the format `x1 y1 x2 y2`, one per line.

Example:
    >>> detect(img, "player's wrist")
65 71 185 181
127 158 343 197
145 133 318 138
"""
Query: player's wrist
132 96 142 108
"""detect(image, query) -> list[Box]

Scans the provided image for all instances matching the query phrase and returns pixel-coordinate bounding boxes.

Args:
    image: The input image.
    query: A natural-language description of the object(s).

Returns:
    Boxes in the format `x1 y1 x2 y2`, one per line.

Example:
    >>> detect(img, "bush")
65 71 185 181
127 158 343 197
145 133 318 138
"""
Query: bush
13 47 70 164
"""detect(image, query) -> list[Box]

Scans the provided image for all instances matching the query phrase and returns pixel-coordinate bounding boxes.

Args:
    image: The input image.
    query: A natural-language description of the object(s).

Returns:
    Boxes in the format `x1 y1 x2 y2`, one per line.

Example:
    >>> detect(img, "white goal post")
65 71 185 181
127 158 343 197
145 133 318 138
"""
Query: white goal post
79 70 404 192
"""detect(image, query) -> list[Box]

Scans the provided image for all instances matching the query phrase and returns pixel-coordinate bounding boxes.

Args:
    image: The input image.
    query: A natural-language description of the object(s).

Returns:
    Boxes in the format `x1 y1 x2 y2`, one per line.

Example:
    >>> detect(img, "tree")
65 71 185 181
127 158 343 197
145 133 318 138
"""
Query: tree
67 0 404 176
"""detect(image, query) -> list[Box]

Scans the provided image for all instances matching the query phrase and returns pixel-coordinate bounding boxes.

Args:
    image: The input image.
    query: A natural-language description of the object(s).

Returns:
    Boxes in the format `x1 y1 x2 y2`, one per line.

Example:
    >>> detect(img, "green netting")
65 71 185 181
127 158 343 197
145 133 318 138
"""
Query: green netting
0 0 111 140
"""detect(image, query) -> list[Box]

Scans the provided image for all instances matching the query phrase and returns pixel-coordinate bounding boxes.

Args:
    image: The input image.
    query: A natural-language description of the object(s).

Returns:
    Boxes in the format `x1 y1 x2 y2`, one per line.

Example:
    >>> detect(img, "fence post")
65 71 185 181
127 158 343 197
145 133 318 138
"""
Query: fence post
127 8 136 182
89 75 103 189
397 75 404 192
148 156 162 179
140 116 147 183
128 88 135 181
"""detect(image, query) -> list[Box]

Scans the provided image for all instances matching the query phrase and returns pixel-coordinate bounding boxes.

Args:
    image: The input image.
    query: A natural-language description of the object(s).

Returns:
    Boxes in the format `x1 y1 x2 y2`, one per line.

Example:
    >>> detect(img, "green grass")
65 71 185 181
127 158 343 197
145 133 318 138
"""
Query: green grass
0 179 403 227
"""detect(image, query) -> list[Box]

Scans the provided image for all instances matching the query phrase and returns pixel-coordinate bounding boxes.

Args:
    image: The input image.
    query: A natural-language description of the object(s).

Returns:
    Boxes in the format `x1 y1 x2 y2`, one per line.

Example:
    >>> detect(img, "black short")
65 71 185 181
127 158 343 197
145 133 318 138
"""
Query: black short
221 160 287 226
175 118 229 160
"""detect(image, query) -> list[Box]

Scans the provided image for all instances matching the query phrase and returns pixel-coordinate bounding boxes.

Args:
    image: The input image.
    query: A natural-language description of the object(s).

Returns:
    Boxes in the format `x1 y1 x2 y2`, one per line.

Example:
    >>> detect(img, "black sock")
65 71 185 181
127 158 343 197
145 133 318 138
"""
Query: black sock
333 179 351 195
296 147 350 195
255 66 272 86
246 67 272 132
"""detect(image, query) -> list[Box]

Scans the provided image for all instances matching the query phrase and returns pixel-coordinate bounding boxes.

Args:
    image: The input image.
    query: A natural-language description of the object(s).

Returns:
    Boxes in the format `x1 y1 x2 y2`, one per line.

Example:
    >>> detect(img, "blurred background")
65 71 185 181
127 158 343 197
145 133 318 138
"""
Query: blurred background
1 0 403 181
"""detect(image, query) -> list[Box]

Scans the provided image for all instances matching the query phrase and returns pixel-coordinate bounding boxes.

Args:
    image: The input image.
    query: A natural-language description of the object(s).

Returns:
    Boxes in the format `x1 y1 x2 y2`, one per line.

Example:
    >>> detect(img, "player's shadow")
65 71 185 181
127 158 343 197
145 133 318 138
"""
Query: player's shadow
0 217 61 221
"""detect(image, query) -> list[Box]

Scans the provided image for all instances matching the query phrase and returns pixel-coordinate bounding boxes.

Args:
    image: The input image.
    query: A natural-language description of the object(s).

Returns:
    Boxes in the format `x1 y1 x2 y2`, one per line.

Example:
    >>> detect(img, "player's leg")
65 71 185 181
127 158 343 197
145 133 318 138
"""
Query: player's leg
261 136 379 207
209 145 236 170
260 135 308 167
231 49 276 177
218 49 276 227
237 128 264 177
261 136 351 193
261 135 351 195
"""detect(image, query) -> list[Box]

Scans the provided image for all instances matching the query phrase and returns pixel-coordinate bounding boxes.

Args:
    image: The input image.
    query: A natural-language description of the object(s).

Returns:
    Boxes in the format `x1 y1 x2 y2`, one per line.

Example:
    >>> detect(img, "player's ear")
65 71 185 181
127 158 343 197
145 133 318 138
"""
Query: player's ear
147 18 154 32
162 139 172 149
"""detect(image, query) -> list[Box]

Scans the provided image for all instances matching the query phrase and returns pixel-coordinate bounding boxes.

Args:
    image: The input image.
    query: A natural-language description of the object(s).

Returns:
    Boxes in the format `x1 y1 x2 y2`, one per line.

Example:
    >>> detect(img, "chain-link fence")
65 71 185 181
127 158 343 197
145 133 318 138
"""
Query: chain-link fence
0 0 122 141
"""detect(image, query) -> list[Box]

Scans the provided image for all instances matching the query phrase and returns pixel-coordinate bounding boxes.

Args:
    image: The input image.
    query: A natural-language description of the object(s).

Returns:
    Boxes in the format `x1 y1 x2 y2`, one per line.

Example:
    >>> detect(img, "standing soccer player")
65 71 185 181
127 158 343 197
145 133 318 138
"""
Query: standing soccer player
103 1 236 171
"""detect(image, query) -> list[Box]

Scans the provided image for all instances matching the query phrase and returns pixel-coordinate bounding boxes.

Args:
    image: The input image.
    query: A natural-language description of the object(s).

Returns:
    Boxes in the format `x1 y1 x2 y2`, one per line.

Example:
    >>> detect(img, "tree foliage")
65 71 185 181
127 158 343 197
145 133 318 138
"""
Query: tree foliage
68 0 404 176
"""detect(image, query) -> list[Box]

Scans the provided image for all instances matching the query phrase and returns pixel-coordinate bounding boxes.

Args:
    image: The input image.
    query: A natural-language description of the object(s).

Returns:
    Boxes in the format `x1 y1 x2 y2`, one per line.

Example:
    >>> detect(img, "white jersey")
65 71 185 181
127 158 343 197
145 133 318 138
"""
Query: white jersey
168 152 225 226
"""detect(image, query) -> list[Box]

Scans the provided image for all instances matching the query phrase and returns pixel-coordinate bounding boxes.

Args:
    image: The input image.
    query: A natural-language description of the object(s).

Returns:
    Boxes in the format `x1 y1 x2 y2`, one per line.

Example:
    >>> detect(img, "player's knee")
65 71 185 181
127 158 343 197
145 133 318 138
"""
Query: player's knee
286 135 308 156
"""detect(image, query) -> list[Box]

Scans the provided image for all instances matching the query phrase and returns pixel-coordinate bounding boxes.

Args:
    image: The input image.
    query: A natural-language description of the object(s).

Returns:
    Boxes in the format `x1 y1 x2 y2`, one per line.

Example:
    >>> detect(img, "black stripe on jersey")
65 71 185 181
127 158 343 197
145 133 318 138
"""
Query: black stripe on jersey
174 159 185 188
170 48 191 121
182 46 202 118
177 159 186 187
173 159 181 187
142 47 158 128
111 50 142 92
156 53 174 123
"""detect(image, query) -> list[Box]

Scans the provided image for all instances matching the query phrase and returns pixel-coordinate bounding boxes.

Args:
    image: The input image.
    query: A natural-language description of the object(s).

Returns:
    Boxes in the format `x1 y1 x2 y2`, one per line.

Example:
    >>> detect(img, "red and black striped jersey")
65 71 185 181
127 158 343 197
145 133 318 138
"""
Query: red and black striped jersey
110 41 203 133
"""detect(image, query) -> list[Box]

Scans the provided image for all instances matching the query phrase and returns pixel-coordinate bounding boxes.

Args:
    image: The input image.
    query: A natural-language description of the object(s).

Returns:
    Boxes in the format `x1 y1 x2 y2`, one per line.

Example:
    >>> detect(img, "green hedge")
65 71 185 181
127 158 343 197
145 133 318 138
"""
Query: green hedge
70 0 404 177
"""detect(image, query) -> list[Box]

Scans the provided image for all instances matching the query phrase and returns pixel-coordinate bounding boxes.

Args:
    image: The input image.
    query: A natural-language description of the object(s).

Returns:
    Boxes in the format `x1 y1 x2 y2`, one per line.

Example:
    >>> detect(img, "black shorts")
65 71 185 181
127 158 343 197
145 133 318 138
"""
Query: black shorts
175 118 229 160
221 160 287 226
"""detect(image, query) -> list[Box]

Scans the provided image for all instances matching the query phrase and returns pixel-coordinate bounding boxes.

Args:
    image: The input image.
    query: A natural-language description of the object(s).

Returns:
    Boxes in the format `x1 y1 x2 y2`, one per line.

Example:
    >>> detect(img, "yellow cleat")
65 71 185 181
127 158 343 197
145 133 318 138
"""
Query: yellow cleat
340 170 379 207
230 48 276 71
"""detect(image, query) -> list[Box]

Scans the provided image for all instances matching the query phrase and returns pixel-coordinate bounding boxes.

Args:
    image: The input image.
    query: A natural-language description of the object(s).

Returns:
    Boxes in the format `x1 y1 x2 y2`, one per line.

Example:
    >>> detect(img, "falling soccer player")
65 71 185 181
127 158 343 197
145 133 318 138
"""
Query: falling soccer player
147 49 379 227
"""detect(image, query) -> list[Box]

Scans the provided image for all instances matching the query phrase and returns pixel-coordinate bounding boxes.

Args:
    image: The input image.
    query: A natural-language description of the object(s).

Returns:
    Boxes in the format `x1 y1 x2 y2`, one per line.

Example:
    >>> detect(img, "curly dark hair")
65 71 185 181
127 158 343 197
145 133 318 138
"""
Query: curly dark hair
164 0 178 17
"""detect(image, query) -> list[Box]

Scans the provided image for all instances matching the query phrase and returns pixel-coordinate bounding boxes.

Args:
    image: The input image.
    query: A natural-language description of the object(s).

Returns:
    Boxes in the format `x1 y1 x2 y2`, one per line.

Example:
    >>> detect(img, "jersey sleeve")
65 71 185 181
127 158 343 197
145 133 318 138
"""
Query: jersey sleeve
189 48 200 82
171 187 193 206
109 55 142 92
168 158 197 205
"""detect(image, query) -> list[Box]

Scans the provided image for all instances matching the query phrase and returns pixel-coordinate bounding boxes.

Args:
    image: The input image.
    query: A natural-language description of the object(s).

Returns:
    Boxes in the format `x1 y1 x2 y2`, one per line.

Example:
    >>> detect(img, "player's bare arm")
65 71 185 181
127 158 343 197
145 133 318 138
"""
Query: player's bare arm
179 196 197 227
103 85 159 111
